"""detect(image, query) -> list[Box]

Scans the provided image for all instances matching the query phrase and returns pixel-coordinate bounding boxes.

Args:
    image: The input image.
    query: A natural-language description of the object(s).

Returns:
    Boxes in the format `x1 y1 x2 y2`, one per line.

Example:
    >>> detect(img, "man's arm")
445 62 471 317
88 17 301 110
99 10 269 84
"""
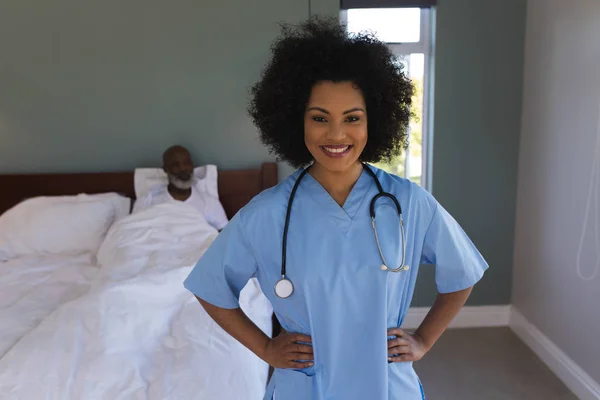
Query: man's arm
132 194 151 214
203 194 229 231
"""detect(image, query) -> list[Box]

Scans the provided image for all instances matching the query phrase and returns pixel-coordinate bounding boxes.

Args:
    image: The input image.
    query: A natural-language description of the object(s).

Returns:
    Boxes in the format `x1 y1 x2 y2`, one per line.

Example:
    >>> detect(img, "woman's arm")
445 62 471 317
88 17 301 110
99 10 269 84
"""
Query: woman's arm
197 297 314 369
197 297 271 357
415 286 472 349
387 286 472 362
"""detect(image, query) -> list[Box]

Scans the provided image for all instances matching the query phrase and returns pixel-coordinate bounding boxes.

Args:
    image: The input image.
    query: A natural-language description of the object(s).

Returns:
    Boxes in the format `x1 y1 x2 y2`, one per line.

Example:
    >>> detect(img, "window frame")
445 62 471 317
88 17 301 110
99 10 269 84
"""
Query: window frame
340 7 435 190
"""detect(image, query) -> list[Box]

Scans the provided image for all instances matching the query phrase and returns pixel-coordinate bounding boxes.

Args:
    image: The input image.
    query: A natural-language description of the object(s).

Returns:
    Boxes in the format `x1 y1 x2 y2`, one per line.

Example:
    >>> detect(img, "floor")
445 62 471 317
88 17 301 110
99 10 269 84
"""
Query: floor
414 328 578 400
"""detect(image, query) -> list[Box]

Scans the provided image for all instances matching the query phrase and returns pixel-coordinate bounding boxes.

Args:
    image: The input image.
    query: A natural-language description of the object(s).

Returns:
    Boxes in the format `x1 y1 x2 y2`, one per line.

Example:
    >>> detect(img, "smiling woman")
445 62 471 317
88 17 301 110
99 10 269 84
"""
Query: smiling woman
303 81 368 204
184 17 488 400
247 17 413 170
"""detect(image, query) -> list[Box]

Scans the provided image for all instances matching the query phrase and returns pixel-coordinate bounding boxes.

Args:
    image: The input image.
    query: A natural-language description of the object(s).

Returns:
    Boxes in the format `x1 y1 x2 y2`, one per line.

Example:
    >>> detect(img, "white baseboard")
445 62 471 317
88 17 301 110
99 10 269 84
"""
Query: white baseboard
510 308 600 400
402 305 511 330
402 305 599 399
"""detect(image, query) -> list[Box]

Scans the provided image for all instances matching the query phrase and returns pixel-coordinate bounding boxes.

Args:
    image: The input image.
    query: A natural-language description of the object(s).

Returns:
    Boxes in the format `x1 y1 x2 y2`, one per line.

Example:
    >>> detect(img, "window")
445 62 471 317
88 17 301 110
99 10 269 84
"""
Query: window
341 7 434 188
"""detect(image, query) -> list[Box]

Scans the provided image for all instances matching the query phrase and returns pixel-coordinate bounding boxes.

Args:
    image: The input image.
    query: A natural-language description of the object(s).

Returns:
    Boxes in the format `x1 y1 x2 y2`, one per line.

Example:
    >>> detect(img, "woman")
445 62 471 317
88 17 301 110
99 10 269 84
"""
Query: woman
184 18 488 399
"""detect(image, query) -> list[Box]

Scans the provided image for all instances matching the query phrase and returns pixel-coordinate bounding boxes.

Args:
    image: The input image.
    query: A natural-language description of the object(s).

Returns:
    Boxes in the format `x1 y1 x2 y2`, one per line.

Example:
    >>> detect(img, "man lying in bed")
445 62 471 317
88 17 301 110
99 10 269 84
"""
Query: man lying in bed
133 145 228 231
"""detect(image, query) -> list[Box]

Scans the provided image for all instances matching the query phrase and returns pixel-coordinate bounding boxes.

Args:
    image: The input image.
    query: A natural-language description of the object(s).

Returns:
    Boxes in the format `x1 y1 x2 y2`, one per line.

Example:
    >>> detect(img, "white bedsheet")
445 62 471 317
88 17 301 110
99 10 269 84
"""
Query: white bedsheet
0 253 97 357
0 203 273 400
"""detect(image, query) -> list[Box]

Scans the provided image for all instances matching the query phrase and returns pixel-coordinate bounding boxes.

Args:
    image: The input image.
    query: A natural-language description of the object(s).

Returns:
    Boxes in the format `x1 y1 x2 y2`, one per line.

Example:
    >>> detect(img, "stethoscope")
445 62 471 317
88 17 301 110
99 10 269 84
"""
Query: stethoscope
274 163 410 299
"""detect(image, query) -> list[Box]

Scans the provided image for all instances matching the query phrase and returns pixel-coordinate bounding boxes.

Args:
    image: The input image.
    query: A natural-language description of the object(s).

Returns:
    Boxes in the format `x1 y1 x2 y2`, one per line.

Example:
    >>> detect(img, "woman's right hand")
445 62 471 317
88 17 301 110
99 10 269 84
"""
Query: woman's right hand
261 331 314 369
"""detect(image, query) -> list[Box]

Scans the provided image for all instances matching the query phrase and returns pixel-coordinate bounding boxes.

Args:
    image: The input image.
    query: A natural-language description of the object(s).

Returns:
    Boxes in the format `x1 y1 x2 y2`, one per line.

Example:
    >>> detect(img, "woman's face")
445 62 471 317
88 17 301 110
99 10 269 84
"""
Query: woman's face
304 81 368 174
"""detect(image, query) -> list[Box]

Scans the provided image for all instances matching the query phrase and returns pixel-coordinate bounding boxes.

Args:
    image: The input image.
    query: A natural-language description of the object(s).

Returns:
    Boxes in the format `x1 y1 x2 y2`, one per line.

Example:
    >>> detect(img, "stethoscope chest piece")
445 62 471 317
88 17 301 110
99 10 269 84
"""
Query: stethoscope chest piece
275 276 294 299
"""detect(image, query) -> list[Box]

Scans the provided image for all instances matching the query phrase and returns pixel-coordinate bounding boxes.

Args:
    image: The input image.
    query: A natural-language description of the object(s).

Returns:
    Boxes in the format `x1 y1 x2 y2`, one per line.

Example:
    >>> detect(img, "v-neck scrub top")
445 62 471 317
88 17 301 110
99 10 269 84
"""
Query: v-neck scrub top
184 165 488 400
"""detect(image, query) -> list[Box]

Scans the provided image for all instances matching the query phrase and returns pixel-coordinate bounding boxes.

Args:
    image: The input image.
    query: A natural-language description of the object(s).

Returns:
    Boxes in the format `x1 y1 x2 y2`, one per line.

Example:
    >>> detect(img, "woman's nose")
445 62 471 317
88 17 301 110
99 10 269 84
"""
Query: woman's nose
326 123 347 141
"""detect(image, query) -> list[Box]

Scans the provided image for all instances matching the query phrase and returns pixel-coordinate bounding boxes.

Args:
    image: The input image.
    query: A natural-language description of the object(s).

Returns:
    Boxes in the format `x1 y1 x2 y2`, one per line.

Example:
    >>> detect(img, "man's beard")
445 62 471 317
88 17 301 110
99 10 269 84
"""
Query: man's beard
168 174 195 190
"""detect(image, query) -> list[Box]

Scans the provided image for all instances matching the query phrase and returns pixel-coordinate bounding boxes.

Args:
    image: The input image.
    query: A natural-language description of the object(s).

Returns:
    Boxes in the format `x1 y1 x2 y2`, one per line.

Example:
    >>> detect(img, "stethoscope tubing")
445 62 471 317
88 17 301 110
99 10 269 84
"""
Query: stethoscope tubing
276 163 408 299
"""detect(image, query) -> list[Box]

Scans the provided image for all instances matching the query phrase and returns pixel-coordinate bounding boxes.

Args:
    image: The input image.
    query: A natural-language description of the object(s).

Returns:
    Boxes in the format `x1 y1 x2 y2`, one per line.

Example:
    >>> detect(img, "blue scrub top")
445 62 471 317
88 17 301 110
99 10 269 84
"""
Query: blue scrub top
184 165 488 400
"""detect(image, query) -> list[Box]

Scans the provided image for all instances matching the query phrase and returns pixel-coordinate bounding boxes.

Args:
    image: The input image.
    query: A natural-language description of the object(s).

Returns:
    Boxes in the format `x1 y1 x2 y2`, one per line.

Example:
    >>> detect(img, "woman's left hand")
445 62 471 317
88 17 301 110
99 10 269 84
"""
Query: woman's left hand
387 328 429 363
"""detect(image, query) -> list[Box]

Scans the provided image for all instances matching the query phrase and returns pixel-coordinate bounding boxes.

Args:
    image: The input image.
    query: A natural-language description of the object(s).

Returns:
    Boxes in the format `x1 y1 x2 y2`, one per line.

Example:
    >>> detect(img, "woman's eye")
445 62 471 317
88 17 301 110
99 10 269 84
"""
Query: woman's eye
313 116 327 123
346 116 360 123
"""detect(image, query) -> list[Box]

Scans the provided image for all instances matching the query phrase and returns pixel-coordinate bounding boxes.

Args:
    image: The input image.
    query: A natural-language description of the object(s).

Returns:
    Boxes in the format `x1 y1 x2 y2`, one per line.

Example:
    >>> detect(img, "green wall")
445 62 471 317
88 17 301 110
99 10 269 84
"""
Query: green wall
0 0 307 175
0 0 526 306
419 0 526 306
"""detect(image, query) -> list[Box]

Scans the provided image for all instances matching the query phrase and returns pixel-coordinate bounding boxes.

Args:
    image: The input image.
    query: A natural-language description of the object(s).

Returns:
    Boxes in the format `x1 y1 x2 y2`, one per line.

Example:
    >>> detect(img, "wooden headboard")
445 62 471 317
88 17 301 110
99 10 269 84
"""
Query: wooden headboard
0 162 278 218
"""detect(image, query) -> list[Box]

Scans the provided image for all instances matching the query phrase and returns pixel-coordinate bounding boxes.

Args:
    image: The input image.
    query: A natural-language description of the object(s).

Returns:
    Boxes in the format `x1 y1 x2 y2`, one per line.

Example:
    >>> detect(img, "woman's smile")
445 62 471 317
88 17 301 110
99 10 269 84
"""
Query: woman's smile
320 144 353 157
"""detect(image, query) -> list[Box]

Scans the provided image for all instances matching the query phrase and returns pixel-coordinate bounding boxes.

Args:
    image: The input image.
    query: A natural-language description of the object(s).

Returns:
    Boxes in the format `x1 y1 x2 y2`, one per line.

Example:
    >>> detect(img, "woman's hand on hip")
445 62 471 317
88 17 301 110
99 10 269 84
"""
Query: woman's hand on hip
387 327 429 363
261 331 314 369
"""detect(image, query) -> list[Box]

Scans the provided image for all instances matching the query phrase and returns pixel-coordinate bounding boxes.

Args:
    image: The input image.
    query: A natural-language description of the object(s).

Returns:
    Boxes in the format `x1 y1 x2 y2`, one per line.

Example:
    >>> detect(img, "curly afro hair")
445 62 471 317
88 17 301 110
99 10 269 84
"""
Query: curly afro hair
248 17 414 169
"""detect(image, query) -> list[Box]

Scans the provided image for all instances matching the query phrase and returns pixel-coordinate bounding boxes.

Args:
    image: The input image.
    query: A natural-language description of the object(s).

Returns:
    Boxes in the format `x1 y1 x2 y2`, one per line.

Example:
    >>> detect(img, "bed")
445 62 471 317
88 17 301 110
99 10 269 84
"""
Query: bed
0 162 279 399
0 162 278 219
0 253 99 357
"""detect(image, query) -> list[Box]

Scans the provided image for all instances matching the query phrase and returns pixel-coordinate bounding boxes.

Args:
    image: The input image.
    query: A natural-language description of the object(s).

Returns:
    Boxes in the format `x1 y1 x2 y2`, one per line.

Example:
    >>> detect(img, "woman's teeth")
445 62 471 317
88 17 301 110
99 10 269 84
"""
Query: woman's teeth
322 146 350 153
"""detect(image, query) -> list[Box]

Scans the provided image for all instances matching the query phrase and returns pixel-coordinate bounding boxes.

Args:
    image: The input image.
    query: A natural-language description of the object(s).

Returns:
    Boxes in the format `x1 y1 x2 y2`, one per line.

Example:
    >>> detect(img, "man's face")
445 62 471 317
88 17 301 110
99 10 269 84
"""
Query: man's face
163 148 194 189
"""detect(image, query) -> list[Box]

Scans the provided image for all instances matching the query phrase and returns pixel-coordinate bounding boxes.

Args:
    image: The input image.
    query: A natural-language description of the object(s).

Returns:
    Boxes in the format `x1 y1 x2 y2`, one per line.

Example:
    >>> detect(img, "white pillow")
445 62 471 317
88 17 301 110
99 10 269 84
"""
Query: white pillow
81 193 131 221
134 165 219 199
0 193 131 261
